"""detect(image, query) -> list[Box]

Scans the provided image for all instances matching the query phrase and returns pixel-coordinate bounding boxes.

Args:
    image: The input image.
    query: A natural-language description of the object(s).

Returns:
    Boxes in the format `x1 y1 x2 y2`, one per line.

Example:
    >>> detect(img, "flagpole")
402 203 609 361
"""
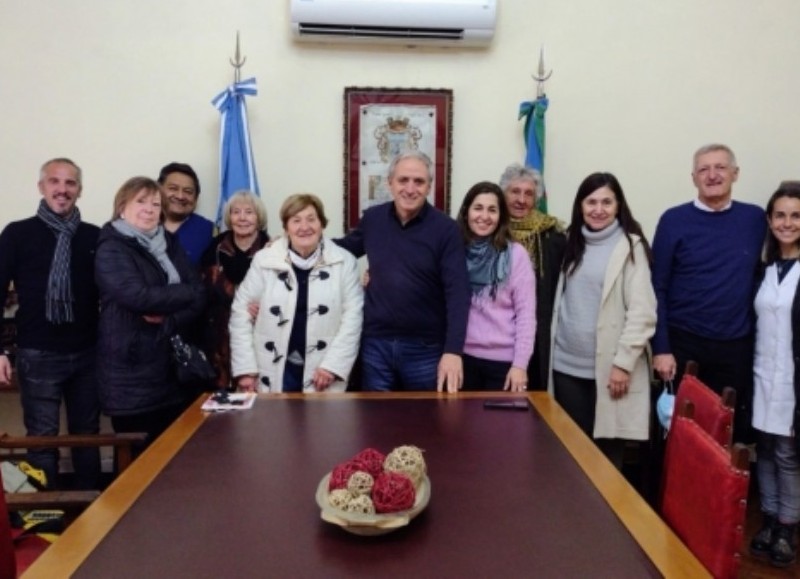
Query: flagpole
519 46 553 213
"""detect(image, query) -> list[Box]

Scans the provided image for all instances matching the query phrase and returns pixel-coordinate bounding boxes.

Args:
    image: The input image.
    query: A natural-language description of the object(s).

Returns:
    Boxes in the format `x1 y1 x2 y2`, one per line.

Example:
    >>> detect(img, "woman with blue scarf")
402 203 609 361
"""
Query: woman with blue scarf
457 181 536 391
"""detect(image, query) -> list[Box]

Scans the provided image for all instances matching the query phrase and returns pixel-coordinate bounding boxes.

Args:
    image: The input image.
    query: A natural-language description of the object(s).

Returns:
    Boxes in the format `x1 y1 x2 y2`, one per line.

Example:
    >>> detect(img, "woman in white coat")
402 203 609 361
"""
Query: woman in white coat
548 172 656 469
749 184 800 568
229 194 363 393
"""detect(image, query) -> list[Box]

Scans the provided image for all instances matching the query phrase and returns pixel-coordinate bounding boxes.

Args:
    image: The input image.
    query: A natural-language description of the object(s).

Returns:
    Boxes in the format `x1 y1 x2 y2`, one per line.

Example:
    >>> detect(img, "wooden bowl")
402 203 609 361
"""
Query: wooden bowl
316 473 431 536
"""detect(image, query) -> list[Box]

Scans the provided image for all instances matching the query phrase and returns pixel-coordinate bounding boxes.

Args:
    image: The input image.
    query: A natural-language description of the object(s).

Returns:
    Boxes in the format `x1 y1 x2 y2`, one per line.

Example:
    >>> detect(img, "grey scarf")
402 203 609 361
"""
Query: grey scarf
112 219 181 284
37 200 80 323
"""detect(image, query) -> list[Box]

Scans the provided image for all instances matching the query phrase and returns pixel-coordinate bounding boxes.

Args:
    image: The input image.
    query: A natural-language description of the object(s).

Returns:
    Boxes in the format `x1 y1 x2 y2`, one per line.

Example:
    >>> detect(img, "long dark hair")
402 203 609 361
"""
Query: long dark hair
762 183 800 265
457 181 512 250
562 172 652 275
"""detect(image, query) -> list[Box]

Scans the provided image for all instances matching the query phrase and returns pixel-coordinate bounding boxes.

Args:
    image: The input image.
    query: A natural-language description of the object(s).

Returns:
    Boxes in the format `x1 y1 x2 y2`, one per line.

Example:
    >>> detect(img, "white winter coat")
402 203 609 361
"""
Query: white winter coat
548 234 656 440
229 237 363 393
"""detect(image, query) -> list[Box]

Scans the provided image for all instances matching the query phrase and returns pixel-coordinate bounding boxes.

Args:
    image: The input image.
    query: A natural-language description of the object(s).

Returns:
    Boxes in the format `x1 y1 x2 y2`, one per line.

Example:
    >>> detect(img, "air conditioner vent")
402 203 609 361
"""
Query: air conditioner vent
298 23 465 41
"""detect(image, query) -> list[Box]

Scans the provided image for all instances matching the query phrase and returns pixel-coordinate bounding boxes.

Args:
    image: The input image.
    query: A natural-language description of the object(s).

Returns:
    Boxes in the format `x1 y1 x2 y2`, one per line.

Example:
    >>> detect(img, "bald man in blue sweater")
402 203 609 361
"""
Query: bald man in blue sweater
652 143 766 439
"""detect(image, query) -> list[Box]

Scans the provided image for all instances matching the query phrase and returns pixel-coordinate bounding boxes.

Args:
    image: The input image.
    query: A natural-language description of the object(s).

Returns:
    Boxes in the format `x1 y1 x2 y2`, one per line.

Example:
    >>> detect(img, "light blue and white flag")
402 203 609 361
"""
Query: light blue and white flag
211 77 260 229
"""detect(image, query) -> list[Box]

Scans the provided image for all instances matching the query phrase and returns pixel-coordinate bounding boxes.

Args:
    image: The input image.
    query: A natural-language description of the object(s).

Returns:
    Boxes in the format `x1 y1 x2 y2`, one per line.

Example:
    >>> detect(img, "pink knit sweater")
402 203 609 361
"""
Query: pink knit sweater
463 242 536 368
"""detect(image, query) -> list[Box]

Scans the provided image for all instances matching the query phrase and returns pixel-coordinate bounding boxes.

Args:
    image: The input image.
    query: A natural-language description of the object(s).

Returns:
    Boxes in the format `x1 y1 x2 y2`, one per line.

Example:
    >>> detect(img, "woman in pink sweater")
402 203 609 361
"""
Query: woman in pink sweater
457 181 536 391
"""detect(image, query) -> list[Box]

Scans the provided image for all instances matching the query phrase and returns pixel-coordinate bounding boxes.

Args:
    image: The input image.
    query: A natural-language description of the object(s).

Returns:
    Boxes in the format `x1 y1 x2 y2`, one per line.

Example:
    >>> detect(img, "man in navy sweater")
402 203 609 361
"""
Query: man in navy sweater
337 151 469 392
0 158 101 489
651 143 766 439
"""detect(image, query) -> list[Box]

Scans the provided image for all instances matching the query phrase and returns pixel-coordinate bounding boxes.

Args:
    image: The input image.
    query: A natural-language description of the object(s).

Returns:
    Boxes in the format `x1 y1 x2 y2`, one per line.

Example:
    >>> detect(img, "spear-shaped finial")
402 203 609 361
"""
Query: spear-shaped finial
531 46 553 98
229 31 247 83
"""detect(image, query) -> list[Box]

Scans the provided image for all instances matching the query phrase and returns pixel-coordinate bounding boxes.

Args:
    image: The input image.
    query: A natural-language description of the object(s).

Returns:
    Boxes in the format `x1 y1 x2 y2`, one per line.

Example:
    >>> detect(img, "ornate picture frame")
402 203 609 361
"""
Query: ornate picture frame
343 87 453 230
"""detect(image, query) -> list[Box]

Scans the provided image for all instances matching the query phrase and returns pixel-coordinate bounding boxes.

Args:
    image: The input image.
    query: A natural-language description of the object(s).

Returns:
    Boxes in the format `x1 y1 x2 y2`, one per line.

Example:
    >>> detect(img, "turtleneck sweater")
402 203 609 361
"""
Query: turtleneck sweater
553 220 622 378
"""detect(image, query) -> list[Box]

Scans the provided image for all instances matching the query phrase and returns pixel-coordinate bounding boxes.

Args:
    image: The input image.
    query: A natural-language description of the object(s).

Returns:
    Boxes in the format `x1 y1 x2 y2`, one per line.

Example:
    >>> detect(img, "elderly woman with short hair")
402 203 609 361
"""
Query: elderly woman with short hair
229 194 363 393
200 190 270 390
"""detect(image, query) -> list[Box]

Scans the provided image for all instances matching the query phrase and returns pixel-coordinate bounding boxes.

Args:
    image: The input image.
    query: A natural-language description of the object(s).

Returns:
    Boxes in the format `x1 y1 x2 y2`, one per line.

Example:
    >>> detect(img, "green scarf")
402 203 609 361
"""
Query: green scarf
508 210 564 277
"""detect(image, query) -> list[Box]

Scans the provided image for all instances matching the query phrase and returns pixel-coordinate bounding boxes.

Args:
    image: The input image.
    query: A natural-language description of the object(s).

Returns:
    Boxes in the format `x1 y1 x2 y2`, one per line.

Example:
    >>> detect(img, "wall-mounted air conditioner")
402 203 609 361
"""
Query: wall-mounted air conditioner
290 0 497 48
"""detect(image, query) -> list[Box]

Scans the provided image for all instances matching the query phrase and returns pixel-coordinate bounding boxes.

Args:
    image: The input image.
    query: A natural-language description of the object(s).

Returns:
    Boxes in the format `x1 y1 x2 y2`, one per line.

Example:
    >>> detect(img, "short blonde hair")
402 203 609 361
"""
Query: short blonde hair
279 193 328 229
112 176 165 221
223 190 268 231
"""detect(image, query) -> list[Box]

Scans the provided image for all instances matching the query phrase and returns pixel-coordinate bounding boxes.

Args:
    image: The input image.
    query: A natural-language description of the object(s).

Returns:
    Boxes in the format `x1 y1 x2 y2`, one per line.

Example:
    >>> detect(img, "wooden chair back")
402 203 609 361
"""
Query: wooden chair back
676 361 736 448
661 400 749 579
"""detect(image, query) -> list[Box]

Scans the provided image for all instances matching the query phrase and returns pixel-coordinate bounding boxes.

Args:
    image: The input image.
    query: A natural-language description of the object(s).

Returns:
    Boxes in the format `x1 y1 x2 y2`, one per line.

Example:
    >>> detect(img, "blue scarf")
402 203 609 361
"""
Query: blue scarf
466 238 510 299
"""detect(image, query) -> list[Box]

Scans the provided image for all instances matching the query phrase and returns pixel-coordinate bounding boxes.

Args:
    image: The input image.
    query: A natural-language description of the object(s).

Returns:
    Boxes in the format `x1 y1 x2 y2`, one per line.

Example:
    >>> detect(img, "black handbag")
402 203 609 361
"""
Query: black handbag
170 334 216 385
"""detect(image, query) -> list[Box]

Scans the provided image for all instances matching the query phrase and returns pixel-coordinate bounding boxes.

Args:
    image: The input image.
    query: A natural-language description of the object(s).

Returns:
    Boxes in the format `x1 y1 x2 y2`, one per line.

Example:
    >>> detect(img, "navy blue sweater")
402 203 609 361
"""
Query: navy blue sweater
651 201 766 353
0 216 99 352
337 202 469 354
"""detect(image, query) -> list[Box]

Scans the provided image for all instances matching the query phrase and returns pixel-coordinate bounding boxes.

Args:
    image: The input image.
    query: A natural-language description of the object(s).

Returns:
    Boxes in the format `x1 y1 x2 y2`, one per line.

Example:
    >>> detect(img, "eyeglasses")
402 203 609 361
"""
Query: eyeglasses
695 164 732 177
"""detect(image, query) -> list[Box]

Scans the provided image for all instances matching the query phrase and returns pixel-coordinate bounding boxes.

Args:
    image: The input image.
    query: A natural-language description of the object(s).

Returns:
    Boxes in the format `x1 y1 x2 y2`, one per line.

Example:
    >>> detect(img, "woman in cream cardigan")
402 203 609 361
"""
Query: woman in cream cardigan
548 172 656 469
229 194 363 393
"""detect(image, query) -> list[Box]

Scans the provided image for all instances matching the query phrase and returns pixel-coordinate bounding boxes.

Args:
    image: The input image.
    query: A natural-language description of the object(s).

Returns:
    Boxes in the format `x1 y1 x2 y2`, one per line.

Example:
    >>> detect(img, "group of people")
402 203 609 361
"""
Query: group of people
0 144 797 568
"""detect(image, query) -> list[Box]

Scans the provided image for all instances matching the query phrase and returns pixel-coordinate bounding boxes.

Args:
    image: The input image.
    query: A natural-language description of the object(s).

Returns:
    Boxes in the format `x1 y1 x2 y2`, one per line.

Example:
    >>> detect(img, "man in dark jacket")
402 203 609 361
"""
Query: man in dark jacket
0 158 101 489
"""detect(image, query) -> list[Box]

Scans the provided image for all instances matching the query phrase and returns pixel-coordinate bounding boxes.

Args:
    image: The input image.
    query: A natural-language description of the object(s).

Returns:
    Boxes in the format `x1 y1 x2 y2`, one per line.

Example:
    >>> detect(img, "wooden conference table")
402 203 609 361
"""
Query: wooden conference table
24 392 708 578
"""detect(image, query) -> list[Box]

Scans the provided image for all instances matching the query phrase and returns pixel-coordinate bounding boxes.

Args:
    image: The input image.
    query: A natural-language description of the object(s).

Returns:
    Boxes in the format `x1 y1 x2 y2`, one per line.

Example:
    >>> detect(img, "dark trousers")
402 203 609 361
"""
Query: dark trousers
111 404 186 459
668 326 755 443
462 354 511 391
552 371 626 470
16 347 101 490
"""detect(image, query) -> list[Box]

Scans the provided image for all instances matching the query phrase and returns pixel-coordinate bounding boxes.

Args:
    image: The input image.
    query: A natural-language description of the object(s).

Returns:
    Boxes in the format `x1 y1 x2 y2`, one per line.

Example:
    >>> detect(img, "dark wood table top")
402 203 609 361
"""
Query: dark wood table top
24 393 708 579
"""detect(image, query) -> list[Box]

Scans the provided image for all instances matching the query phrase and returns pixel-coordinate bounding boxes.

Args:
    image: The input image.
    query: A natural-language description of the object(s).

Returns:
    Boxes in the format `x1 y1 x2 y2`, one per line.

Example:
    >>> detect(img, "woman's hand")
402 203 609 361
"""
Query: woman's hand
237 375 258 393
608 366 630 399
247 301 260 321
503 366 528 392
311 368 335 391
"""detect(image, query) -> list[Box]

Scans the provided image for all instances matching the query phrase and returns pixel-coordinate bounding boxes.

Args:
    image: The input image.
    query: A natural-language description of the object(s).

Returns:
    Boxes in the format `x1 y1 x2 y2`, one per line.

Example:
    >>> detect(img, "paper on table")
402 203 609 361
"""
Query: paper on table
201 392 256 412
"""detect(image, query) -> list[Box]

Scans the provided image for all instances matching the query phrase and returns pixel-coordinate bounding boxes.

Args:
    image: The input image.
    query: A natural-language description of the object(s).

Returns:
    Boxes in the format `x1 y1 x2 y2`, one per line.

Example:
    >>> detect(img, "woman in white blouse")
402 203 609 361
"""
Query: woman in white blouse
750 184 800 569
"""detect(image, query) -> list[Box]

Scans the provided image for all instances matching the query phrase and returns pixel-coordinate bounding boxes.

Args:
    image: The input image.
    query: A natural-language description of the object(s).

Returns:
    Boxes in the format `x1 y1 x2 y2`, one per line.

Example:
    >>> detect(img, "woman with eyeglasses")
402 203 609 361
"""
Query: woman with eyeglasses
229 194 363 393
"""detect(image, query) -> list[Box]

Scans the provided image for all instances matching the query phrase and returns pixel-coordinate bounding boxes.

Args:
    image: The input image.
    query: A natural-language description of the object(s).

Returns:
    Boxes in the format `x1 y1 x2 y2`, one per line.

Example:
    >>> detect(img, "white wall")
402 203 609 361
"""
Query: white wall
1 0 798 238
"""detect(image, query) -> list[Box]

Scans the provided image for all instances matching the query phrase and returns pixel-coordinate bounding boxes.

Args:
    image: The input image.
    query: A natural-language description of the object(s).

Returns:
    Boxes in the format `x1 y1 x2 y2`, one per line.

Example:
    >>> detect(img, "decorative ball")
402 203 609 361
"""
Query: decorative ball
329 461 363 491
351 448 386 477
372 471 416 513
328 488 352 509
345 493 375 515
347 471 374 496
384 445 426 487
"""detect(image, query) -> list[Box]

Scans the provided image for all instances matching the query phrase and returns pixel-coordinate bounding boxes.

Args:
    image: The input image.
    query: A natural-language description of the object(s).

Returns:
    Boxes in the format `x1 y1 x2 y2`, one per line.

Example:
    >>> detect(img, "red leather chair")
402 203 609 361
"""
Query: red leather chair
675 361 736 449
661 400 749 579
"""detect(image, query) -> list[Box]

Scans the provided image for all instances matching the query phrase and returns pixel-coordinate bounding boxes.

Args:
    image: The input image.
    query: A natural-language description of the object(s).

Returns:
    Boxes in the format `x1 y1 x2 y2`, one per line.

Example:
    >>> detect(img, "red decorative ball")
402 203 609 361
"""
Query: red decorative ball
351 448 386 477
372 471 416 513
329 461 363 491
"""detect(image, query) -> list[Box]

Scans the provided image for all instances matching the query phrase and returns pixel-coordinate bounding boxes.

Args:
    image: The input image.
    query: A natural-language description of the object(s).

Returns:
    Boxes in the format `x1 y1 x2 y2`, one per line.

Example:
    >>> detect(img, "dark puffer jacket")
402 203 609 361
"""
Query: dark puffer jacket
95 223 206 416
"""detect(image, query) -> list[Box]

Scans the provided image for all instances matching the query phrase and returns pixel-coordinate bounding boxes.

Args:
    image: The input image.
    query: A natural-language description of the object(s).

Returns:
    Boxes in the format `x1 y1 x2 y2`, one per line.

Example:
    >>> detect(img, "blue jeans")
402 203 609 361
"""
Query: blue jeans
361 337 441 391
756 430 800 524
16 347 101 489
